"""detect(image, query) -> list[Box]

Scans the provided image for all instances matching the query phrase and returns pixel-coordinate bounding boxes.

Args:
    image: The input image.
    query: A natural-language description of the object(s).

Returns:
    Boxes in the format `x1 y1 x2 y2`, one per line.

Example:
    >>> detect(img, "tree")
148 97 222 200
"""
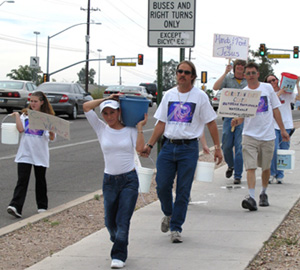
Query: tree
155 59 179 91
77 67 96 85
6 65 42 83
248 47 278 82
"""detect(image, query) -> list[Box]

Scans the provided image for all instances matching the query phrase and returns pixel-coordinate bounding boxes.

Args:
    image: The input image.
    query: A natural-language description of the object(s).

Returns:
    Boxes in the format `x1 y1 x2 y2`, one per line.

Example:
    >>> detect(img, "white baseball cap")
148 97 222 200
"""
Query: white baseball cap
99 99 120 113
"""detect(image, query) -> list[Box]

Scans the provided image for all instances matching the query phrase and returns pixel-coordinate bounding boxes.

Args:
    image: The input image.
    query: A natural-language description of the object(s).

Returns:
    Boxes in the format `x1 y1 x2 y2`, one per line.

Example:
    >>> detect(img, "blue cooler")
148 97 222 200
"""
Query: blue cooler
119 96 150 127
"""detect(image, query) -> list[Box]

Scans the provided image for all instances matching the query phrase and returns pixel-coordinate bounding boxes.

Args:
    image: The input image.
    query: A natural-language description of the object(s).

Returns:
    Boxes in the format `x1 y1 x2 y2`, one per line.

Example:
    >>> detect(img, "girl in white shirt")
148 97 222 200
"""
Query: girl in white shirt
7 91 55 218
83 95 147 269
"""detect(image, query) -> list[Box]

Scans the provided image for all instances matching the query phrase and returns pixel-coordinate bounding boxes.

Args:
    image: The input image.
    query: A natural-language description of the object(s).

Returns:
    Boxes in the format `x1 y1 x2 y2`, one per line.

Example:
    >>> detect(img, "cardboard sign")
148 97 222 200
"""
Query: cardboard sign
28 110 70 140
217 88 261 118
213 34 249 60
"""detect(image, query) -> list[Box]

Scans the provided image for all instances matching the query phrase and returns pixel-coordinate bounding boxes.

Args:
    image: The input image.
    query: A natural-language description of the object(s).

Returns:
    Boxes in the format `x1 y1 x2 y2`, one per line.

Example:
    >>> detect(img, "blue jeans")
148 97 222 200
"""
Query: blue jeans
103 170 139 262
156 139 199 233
271 129 291 179
222 117 243 179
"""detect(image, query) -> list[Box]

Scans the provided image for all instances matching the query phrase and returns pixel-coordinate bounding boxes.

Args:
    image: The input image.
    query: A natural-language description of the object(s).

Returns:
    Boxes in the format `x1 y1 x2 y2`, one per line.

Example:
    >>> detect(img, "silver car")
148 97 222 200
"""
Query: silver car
120 86 153 107
103 85 126 98
211 90 221 112
0 80 37 113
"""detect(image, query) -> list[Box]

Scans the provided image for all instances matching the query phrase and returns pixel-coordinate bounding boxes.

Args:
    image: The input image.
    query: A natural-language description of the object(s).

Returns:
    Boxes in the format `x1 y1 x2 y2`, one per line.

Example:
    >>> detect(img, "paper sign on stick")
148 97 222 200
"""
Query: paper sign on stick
217 89 261 118
28 110 70 140
213 34 249 60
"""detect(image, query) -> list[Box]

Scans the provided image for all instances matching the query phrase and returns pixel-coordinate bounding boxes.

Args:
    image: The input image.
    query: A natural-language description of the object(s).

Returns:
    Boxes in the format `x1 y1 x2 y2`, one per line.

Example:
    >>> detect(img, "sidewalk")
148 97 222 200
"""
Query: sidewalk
26 130 300 270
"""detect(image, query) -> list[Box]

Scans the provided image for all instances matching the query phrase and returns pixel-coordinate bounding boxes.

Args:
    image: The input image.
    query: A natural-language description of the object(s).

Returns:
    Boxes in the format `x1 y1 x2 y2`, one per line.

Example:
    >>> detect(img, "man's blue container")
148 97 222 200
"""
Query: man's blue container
119 96 150 127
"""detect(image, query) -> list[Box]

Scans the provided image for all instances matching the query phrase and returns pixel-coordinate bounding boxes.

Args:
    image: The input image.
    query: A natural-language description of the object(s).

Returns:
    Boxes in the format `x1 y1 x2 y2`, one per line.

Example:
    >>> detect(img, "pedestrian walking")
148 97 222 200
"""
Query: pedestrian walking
7 91 56 218
83 95 147 269
142 60 223 243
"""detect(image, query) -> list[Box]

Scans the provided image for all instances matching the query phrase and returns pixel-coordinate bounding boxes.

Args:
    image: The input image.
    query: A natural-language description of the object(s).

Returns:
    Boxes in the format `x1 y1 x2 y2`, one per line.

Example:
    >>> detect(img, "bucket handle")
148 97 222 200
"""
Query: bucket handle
1 114 15 125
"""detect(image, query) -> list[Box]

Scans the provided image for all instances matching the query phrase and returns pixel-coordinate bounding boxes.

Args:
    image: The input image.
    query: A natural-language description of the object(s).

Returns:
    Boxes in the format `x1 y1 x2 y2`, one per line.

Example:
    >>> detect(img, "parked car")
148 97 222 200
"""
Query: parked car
211 90 221 111
0 80 37 113
103 85 126 98
120 85 153 107
139 83 157 103
35 82 93 119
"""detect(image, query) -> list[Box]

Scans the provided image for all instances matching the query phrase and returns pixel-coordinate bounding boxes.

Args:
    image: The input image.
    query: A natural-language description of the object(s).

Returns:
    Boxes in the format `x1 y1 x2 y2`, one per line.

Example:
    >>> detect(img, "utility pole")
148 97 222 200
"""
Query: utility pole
81 1 100 92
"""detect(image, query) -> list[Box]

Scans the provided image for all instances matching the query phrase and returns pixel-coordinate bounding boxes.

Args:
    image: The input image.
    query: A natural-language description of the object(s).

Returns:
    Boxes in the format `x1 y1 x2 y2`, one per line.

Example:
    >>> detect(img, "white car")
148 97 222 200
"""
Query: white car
120 86 153 107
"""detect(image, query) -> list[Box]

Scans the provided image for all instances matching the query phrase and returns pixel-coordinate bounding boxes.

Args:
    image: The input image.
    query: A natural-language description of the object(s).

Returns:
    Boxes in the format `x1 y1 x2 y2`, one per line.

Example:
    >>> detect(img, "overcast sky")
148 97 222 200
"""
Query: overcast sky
0 0 299 90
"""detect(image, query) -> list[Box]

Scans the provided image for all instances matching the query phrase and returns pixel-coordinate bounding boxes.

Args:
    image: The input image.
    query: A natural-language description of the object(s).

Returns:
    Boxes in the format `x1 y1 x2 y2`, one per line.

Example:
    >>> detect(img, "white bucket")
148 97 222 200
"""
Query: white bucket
277 149 295 170
1 115 19 145
195 161 215 182
137 166 154 193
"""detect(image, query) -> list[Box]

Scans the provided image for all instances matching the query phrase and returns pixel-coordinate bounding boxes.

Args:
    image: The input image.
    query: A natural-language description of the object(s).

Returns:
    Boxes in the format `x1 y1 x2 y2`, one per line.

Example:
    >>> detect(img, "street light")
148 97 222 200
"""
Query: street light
0 1 14 6
33 31 40 57
97 49 102 86
46 22 101 78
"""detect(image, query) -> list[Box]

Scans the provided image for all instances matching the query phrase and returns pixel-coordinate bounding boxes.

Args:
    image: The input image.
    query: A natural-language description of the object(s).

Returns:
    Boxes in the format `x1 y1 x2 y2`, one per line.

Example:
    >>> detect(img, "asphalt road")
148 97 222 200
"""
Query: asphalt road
1 106 299 228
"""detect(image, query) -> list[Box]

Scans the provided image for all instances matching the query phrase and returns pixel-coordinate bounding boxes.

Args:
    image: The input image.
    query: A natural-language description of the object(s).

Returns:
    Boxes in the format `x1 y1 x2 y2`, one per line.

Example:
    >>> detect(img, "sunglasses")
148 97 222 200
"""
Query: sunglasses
267 79 276 83
245 71 257 76
177 69 192 75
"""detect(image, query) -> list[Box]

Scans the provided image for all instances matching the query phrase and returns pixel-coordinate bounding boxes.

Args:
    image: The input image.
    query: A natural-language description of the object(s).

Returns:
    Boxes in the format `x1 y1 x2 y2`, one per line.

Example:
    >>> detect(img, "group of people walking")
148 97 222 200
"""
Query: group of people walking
6 59 299 269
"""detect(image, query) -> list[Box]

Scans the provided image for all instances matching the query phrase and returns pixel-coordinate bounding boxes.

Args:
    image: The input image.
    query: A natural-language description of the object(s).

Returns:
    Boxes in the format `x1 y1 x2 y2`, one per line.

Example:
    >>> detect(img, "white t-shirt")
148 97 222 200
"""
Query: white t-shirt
154 86 217 139
243 82 281 141
274 92 295 130
15 114 52 167
85 110 137 175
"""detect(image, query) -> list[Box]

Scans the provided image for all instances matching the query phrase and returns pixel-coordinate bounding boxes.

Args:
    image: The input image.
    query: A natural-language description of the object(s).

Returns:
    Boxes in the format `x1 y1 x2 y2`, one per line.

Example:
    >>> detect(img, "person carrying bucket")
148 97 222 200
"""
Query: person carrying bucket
83 94 147 269
264 73 300 184
7 91 56 219
142 60 223 244
231 62 290 211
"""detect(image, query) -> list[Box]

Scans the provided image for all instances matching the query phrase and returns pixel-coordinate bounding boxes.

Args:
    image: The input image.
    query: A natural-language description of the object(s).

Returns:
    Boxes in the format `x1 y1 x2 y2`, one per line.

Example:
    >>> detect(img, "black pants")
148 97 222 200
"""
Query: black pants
9 163 48 214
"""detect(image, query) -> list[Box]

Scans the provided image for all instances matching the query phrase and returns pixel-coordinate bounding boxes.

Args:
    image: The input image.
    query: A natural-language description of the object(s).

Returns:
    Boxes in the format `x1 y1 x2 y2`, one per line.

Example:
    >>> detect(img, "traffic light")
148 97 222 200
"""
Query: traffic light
138 54 143 65
259 43 266 56
111 55 115 66
293 46 299 59
201 71 207 84
43 73 49 82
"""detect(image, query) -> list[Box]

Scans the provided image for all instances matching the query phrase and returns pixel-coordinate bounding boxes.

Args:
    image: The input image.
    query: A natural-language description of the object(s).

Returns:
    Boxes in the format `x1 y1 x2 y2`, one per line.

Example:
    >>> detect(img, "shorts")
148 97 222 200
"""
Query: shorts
242 135 274 171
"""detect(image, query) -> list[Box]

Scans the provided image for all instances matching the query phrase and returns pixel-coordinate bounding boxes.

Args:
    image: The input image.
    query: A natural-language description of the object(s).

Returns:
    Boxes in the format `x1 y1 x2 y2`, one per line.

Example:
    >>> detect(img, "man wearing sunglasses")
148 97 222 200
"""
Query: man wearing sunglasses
213 59 247 185
143 60 223 243
231 62 289 211
264 74 299 184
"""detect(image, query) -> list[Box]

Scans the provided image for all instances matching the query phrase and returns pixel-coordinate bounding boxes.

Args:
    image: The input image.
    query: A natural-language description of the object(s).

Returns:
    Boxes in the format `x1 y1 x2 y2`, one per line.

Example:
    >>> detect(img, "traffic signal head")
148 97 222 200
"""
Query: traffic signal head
293 46 299 59
111 55 115 66
43 73 49 82
201 71 207 84
138 54 143 65
259 43 266 56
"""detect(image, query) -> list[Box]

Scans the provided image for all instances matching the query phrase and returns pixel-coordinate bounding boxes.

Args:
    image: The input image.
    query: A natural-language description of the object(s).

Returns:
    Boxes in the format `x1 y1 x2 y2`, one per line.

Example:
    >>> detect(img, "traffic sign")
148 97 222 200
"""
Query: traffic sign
148 0 196 48
30 56 39 68
267 54 290 59
117 62 136 66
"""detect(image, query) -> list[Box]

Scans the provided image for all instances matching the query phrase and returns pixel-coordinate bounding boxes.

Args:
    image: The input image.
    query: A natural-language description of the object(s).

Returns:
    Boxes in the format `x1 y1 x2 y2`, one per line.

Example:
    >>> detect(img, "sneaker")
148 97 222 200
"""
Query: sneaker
276 178 283 184
241 196 258 211
171 231 182 243
226 167 234 178
233 178 241 184
7 206 22 218
269 175 275 184
38 209 47 213
161 215 171 233
111 259 125 269
259 193 269 207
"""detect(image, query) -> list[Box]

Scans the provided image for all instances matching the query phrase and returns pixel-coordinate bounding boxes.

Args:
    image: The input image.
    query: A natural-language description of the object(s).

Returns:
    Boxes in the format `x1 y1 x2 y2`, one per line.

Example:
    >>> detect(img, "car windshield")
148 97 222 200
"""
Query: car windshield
0 81 24 90
123 86 141 91
106 85 126 91
39 84 72 92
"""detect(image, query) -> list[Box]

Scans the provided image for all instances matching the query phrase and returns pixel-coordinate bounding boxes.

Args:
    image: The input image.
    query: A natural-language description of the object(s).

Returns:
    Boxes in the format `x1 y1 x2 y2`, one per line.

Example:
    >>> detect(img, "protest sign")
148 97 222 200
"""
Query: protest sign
217 88 261 118
213 34 249 60
28 110 70 140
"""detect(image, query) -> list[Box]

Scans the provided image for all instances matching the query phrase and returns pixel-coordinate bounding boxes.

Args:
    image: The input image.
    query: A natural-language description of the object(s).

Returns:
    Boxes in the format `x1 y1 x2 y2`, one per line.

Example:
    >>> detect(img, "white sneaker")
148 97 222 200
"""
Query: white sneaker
38 209 47 213
268 175 275 184
111 259 125 269
7 206 22 218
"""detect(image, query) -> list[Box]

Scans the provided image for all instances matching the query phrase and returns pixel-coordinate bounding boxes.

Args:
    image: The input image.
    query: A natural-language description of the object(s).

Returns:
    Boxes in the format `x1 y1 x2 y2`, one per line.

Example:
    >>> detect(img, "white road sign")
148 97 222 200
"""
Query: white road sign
148 0 196 47
30 56 39 68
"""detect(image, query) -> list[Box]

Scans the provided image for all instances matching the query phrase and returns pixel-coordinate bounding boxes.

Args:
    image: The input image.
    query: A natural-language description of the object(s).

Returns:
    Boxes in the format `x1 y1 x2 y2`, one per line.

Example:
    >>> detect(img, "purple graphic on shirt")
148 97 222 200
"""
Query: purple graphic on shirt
167 102 196 123
257 96 268 113
24 119 44 136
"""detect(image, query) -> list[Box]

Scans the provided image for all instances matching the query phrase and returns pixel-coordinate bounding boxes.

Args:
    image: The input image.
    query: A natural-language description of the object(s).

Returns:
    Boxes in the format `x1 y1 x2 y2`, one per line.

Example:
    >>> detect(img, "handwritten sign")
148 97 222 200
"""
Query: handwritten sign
217 88 261 118
213 34 249 60
28 110 70 140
